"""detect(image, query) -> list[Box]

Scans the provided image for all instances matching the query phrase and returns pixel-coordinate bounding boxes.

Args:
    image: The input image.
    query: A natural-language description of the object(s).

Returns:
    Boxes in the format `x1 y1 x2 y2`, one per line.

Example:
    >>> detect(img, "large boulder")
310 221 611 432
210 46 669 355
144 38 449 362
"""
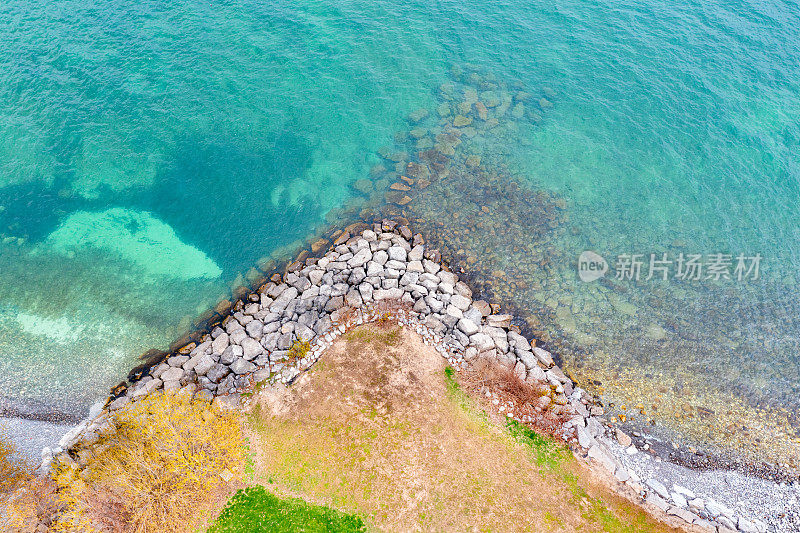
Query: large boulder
241 337 264 361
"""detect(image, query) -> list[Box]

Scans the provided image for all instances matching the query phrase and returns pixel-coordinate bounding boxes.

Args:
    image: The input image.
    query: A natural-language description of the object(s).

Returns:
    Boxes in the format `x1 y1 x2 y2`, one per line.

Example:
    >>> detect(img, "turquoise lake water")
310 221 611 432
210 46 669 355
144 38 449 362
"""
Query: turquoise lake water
1 0 799 462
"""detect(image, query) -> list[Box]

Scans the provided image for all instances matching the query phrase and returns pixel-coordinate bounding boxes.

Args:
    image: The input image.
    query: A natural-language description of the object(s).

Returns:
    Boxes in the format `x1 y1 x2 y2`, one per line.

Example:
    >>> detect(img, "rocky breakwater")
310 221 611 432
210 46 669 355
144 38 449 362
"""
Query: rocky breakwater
44 219 777 533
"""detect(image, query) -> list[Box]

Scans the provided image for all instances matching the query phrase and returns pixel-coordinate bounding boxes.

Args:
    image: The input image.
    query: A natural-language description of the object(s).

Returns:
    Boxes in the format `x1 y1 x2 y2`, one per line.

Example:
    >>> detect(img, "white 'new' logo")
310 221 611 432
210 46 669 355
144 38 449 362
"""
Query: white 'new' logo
578 251 608 282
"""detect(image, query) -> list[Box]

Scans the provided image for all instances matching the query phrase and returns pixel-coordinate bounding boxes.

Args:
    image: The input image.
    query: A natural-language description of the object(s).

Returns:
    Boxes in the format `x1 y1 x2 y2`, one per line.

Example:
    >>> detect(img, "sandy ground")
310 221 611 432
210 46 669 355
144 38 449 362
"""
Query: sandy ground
244 323 680 532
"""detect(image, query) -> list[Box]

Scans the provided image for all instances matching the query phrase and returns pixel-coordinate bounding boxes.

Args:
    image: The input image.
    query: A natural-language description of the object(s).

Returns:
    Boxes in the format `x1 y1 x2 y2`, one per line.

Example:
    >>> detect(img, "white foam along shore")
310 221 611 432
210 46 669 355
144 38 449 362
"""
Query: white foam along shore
43 219 798 533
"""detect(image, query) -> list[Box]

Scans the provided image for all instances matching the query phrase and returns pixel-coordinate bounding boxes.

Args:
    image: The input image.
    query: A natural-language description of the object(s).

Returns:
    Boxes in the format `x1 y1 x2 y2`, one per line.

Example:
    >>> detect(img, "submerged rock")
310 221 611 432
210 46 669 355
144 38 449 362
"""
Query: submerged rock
453 115 473 127
408 108 429 123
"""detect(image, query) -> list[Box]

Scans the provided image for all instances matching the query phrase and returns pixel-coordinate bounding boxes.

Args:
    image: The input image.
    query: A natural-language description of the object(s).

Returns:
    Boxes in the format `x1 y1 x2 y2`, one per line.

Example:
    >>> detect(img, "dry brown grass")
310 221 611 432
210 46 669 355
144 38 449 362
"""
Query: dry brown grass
462 356 548 405
244 324 679 532
458 356 571 437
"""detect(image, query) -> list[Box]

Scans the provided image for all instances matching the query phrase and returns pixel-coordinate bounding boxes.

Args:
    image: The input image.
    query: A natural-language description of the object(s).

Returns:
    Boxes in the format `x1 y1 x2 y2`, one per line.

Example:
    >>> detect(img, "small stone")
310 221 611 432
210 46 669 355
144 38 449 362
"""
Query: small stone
737 517 758 533
688 498 705 514
645 493 669 512
507 331 531 351
705 499 733 519
192 354 215 376
671 491 687 509
513 361 526 380
526 365 546 382
218 345 239 365
207 364 231 383
474 101 488 120
309 269 324 285
667 506 696 524
614 468 630 483
241 337 264 360
576 426 595 448
457 317 480 336
373 249 389 265
472 300 491 316
615 428 632 447
587 444 616 473
231 358 257 375
212 333 229 355
109 396 130 411
195 389 214 402
245 320 263 337
450 294 471 311
168 355 189 368
646 479 670 500
213 394 240 411
388 246 407 262
375 288 404 300
408 245 424 262
487 314 512 328
469 333 494 352
163 380 182 392
465 155 481 167
532 346 553 366
349 248 372 267
345 289 363 307
253 368 271 383
407 260 424 273
160 367 185 382
537 396 551 409
672 484 696 500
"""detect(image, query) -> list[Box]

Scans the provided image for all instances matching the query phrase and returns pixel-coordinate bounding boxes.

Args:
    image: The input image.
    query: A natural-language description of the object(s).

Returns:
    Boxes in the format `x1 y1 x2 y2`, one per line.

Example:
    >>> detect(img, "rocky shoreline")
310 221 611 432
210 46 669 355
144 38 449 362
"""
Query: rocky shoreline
41 219 793 533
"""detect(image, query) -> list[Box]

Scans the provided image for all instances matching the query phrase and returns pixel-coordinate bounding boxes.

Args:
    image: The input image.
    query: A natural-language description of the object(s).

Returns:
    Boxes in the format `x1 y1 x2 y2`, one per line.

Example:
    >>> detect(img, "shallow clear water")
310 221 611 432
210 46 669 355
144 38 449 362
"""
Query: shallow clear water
1 0 799 462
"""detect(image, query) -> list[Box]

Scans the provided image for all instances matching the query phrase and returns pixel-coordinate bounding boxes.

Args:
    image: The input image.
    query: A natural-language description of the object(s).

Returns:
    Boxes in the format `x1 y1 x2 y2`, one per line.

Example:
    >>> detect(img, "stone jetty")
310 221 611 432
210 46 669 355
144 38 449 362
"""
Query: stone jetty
42 218 778 533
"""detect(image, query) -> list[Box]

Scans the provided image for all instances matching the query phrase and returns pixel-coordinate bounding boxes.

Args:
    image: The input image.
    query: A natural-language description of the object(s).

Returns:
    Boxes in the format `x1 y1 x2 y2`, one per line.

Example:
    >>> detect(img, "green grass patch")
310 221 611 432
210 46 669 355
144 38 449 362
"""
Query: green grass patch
443 366 494 434
443 366 465 401
506 420 654 532
208 485 366 533
505 419 569 470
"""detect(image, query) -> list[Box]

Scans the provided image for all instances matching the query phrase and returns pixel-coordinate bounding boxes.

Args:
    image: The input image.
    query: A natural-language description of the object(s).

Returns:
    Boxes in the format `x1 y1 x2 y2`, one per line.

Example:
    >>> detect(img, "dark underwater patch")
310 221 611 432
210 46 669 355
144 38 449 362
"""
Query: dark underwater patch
126 128 322 275
0 176 89 242
0 128 323 280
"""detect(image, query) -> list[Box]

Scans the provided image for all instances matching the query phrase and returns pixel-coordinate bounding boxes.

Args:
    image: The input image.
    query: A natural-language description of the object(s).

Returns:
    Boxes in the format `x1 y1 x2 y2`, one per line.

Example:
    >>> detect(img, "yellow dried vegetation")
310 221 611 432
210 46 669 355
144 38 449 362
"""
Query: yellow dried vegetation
1 428 56 533
0 429 30 494
51 392 245 533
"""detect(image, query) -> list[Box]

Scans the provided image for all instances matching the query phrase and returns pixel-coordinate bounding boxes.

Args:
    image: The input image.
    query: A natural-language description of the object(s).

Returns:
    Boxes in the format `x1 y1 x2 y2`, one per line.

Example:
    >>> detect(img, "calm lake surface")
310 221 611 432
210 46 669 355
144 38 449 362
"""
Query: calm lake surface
1 0 799 465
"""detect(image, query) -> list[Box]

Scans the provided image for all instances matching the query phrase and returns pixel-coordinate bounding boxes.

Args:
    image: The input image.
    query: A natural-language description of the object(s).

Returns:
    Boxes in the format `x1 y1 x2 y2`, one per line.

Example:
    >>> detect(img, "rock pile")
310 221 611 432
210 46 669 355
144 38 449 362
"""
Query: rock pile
43 219 772 533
